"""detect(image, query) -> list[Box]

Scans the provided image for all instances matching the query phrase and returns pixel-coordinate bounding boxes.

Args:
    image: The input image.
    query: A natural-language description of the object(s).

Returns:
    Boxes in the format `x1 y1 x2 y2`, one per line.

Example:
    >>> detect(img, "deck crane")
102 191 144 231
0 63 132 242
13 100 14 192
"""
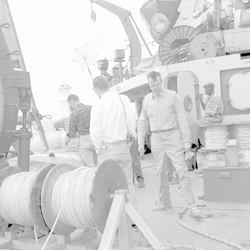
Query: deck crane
89 0 152 73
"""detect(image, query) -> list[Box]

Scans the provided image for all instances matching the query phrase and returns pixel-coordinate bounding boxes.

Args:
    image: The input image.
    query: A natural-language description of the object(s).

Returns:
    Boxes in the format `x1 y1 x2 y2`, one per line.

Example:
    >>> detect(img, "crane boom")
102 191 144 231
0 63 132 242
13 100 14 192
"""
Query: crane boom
90 0 152 66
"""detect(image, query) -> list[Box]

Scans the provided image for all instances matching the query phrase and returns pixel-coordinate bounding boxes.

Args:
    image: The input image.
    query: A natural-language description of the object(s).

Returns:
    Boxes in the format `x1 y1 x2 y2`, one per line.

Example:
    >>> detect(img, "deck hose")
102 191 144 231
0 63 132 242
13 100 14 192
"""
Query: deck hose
175 186 247 250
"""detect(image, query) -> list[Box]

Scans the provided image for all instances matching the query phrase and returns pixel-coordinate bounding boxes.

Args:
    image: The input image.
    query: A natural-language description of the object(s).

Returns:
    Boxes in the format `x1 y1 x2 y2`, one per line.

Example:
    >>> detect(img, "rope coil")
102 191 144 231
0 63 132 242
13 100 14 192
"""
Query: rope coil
0 166 97 231
237 124 250 149
0 171 37 226
205 126 229 149
177 209 247 250
51 167 96 229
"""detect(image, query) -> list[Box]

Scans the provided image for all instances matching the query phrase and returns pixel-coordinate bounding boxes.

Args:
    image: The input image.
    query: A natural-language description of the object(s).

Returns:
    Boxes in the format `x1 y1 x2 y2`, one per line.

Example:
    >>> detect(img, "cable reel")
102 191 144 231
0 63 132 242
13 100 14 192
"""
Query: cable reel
0 160 128 235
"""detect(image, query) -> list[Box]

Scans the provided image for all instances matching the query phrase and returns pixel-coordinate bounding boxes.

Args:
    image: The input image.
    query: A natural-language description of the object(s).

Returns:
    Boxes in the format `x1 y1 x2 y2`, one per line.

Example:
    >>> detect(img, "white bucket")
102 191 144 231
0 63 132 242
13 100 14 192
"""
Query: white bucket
226 144 239 166
196 151 205 169
238 149 250 166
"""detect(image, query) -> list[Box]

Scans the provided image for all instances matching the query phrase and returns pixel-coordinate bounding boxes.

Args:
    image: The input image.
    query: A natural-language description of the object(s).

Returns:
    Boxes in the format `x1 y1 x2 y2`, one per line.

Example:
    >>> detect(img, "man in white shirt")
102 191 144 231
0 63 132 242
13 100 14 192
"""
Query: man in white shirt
90 76 137 208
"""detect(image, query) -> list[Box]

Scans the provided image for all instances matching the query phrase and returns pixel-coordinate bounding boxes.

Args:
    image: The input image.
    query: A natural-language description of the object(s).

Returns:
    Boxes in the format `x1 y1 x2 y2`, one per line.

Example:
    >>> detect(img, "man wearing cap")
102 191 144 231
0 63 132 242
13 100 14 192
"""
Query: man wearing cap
191 82 224 149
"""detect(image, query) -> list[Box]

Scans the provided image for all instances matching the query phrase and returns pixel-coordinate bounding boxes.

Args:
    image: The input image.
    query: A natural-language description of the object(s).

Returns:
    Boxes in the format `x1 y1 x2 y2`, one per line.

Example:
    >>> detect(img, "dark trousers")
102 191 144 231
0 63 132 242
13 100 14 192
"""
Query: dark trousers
130 139 144 181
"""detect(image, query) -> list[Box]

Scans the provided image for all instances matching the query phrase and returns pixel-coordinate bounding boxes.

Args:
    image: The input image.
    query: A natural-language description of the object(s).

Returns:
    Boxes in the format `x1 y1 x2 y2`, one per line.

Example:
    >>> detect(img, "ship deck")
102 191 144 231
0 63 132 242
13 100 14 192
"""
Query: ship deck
136 153 250 250
6 118 250 250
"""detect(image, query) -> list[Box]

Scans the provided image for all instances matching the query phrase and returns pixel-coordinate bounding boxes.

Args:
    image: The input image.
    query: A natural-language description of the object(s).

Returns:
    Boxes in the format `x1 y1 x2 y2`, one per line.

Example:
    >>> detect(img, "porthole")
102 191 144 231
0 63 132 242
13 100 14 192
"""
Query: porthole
183 95 193 112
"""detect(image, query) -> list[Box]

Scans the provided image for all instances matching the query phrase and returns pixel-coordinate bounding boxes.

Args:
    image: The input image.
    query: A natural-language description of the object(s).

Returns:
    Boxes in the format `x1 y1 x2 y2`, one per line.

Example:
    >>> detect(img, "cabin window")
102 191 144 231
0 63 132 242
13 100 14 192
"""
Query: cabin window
228 71 250 111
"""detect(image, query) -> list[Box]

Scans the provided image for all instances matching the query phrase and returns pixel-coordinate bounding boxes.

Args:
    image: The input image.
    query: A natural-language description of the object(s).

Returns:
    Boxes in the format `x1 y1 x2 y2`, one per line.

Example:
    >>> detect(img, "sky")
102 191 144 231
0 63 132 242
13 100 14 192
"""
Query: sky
7 0 158 119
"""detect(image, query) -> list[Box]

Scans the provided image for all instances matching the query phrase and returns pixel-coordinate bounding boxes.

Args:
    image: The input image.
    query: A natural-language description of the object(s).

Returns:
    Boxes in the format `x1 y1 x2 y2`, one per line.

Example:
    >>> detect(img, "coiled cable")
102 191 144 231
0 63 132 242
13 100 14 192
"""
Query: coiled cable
205 126 229 149
51 167 96 229
176 186 247 250
237 124 250 149
0 172 37 226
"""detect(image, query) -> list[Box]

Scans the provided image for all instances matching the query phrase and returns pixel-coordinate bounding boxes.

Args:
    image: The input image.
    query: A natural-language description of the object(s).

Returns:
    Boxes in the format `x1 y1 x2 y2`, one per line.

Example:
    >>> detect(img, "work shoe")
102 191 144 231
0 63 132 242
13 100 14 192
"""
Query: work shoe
131 224 139 231
169 177 179 185
190 207 206 218
194 169 202 174
138 178 145 188
152 201 171 212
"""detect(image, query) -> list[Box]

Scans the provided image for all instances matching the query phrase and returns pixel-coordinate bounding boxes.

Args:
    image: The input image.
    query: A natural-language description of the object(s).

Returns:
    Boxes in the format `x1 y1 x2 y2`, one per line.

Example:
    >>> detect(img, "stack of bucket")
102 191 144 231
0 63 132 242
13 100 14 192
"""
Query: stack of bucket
226 139 239 166
237 125 250 166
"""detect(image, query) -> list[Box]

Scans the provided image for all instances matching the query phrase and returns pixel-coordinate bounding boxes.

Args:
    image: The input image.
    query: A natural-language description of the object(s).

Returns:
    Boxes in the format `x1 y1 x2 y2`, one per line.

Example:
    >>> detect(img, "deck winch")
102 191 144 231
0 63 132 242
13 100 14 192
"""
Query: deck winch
0 160 182 250
0 164 100 235
0 160 141 249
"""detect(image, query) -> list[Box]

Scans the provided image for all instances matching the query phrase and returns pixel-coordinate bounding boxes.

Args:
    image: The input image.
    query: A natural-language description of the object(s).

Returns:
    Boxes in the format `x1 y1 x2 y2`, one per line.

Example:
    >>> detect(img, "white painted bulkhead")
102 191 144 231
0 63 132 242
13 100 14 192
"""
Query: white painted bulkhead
111 53 250 124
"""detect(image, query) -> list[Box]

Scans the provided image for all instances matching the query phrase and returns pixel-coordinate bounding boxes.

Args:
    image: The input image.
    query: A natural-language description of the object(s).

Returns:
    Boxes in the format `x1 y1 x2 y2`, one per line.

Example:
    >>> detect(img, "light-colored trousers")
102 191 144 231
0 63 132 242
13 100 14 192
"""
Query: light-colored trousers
191 116 223 146
79 134 97 168
97 141 137 209
166 156 178 180
151 129 195 208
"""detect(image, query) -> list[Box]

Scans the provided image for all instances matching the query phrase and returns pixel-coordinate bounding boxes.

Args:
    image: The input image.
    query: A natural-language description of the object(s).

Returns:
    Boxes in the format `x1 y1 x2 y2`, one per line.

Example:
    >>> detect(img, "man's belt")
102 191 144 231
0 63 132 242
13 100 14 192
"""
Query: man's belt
79 133 89 136
152 128 177 133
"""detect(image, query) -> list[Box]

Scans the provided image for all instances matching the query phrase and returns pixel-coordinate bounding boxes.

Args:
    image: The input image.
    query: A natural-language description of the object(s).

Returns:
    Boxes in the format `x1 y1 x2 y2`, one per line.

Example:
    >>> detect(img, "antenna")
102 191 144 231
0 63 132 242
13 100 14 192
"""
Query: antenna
72 44 98 80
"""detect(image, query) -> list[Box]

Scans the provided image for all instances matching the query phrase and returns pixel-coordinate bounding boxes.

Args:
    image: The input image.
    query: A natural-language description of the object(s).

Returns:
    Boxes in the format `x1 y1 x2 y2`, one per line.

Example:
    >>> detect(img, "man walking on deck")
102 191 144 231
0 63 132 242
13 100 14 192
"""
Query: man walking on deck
90 76 137 208
137 71 202 217
66 94 97 167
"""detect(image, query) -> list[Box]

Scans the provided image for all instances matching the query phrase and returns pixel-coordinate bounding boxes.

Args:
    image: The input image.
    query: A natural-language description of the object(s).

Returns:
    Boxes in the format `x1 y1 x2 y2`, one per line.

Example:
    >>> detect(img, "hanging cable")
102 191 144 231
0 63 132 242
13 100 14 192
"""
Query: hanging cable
40 185 70 250
91 21 105 58
30 112 52 131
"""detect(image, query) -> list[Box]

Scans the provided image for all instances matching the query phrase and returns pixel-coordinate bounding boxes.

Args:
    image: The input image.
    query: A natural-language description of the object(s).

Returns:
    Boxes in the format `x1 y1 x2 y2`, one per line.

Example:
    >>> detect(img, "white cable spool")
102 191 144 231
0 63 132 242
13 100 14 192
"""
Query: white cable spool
41 161 128 235
205 126 229 150
0 164 54 233
51 167 96 229
0 171 36 226
237 124 250 149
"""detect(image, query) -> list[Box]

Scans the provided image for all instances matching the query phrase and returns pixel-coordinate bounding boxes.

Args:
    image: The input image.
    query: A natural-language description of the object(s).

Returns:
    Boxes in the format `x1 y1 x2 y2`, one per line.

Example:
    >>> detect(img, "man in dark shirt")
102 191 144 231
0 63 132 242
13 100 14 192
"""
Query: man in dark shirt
66 94 97 167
